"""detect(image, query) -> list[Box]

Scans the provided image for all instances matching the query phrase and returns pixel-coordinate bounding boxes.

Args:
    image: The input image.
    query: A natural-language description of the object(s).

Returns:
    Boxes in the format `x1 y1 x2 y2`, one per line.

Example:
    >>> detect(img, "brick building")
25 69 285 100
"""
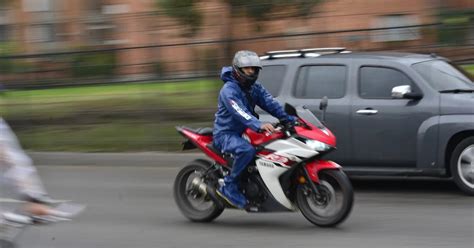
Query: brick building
0 0 472 82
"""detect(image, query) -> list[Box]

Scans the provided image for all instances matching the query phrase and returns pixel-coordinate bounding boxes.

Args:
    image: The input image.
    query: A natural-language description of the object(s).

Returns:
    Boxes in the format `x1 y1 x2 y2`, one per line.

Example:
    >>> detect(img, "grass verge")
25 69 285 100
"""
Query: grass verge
1 80 220 152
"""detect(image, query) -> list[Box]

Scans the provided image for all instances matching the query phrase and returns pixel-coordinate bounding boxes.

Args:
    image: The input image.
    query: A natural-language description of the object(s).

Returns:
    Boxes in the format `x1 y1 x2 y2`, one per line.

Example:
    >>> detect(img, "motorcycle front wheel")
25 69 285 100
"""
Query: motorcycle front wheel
297 169 354 227
173 160 224 222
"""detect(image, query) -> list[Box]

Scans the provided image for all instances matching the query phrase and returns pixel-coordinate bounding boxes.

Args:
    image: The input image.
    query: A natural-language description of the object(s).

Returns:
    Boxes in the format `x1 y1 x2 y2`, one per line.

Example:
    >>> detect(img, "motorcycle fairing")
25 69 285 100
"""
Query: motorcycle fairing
304 160 342 183
176 126 227 165
255 157 296 210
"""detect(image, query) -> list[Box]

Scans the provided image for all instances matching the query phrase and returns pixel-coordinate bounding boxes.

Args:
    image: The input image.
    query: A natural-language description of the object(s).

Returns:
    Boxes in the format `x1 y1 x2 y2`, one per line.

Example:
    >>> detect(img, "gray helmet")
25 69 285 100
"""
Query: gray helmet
232 50 262 88
232 50 262 69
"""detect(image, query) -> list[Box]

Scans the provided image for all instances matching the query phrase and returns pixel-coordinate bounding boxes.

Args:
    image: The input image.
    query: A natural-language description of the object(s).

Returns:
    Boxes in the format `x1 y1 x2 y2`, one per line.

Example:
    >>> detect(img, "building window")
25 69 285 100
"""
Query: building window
294 65 347 99
0 25 9 42
54 23 69 42
26 24 55 43
86 0 103 12
86 23 117 45
23 0 51 12
371 15 420 42
102 4 129 15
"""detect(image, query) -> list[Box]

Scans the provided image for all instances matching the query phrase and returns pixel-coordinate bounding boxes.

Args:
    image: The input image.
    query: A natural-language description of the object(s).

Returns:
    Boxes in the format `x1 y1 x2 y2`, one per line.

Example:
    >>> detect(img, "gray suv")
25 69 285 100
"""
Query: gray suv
257 48 474 195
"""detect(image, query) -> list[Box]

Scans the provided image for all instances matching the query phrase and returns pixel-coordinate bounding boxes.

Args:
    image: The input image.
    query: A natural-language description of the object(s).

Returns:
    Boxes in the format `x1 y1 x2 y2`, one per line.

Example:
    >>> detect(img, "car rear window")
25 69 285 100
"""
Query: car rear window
258 65 287 96
293 65 347 99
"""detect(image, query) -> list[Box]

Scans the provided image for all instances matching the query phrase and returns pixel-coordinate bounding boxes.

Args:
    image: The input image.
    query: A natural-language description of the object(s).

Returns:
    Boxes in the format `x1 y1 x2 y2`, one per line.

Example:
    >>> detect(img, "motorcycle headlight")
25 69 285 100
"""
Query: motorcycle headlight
305 140 332 152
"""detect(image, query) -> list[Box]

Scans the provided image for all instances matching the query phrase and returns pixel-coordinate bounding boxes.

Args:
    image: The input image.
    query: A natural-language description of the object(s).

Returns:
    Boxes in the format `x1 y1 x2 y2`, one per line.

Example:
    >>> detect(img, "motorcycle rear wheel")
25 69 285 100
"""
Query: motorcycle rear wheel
173 160 224 222
297 170 354 227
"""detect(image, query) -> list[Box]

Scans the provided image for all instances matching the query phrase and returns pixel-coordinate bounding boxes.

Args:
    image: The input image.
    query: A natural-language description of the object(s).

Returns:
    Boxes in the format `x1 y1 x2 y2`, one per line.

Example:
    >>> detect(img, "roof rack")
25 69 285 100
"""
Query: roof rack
260 47 351 60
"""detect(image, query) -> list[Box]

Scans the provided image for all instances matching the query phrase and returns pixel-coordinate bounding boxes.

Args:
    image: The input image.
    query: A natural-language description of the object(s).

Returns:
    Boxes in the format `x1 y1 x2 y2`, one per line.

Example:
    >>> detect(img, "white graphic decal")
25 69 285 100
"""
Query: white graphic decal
322 128 330 136
230 100 252 120
260 161 275 168
264 154 289 164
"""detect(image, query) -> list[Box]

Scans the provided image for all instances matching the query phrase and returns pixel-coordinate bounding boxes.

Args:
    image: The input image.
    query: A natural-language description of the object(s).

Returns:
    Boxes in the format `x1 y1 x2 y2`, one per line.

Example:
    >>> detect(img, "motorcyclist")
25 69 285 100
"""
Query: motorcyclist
213 50 296 209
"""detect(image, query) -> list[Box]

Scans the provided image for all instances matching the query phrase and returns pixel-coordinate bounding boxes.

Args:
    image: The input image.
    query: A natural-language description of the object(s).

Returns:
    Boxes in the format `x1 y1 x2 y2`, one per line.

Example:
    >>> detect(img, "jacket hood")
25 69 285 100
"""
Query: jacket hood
220 66 236 84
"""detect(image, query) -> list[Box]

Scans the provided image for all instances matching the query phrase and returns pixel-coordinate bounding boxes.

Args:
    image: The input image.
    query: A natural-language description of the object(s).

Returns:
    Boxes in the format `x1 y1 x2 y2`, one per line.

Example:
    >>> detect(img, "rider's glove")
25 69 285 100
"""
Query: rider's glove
281 116 298 127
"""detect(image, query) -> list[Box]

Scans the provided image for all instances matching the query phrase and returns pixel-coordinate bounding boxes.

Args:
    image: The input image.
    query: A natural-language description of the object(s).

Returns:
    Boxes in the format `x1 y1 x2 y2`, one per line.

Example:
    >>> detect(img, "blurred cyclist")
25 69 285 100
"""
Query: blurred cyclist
0 117 64 216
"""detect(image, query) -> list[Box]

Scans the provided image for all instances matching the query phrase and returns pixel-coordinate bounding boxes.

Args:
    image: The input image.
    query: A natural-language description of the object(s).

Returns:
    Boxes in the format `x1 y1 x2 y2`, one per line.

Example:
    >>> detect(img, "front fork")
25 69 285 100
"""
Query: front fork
301 166 321 196
301 160 342 198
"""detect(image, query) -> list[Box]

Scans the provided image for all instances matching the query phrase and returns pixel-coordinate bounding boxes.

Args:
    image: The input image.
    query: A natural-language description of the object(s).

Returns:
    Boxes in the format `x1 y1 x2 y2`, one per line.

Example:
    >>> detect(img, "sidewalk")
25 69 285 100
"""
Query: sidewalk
28 151 205 167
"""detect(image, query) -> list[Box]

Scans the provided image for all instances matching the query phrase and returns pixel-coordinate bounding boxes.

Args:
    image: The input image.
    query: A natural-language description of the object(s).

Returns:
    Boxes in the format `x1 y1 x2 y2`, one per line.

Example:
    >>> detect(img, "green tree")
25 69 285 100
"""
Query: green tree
157 0 321 36
156 0 323 62
438 9 474 45
228 0 321 22
71 51 117 78
156 0 203 37
0 0 12 7
224 0 322 58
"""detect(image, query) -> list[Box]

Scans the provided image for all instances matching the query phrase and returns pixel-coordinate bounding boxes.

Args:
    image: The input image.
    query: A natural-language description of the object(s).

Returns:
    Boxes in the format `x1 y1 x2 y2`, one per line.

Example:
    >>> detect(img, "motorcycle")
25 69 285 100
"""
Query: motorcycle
174 101 354 227
0 199 85 248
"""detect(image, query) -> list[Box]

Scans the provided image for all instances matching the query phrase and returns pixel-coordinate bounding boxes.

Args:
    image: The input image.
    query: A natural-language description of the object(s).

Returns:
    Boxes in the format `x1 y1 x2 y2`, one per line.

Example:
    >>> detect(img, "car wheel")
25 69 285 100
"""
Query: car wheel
450 137 474 196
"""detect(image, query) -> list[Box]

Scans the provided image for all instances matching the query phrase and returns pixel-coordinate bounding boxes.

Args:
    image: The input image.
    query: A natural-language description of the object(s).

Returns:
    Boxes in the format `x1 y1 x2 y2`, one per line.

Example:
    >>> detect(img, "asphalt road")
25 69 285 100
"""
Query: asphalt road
7 153 474 248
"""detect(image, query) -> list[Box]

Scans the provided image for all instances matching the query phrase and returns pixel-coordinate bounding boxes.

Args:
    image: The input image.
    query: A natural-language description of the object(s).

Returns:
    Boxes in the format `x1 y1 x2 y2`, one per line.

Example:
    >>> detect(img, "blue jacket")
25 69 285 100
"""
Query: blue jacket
213 66 294 137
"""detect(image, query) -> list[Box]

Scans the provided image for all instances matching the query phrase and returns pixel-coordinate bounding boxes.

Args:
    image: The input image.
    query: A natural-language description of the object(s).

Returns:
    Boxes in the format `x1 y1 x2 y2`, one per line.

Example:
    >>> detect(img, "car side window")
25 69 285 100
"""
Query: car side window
258 65 287 97
359 66 413 99
294 65 347 99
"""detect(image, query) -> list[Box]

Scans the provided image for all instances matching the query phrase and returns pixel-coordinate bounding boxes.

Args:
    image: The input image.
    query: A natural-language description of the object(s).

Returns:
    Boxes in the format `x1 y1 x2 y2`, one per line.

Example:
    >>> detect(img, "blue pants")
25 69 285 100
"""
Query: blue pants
213 133 256 183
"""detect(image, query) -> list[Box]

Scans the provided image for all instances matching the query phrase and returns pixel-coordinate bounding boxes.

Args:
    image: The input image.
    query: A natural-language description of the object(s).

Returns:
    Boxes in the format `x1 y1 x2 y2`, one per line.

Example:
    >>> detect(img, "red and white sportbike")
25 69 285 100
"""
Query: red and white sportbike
174 101 354 227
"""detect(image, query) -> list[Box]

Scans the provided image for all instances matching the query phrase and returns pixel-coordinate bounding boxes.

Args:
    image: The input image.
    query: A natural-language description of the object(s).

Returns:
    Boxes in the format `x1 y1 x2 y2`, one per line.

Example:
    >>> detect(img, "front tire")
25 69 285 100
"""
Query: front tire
0 240 16 248
173 160 224 222
450 137 474 196
297 170 354 227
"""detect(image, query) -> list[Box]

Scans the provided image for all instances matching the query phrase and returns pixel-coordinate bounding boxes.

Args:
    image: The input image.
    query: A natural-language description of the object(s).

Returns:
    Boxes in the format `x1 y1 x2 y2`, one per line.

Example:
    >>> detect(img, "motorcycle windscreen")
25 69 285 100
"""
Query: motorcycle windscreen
296 108 325 129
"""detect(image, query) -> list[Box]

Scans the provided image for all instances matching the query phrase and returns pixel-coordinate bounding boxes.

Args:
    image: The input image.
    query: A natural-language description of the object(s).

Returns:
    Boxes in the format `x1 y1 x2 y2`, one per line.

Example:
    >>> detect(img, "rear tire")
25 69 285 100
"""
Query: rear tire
173 160 224 222
450 137 474 196
297 170 354 227
0 240 16 248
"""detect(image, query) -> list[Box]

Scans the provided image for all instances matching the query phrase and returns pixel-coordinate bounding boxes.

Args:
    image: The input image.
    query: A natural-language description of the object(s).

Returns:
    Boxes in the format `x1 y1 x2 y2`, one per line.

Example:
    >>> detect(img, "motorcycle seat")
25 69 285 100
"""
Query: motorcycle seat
183 127 213 136
206 143 234 167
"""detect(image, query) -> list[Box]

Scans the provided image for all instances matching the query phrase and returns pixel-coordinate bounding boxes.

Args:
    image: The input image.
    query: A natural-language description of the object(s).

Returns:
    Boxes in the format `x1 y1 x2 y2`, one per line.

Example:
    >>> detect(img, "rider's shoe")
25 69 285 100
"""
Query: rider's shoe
216 181 247 209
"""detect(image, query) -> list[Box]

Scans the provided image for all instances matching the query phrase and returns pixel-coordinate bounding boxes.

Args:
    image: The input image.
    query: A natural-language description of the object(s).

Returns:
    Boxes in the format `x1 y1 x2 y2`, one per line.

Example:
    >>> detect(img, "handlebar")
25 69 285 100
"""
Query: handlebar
259 119 302 136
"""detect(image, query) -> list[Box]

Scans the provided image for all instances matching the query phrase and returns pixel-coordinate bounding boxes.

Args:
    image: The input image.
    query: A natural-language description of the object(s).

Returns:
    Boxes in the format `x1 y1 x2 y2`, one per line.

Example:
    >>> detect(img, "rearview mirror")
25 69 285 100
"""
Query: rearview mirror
392 85 423 100
319 96 328 111
284 103 297 116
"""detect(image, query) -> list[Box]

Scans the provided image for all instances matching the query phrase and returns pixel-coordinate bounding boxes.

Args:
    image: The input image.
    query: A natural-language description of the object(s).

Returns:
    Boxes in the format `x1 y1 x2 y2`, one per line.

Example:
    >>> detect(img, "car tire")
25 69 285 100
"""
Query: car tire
0 240 16 248
450 137 474 196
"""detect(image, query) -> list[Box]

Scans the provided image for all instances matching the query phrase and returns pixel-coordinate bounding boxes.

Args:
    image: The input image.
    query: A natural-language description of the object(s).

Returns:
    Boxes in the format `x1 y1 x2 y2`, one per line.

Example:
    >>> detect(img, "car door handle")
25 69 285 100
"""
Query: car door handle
356 109 378 115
